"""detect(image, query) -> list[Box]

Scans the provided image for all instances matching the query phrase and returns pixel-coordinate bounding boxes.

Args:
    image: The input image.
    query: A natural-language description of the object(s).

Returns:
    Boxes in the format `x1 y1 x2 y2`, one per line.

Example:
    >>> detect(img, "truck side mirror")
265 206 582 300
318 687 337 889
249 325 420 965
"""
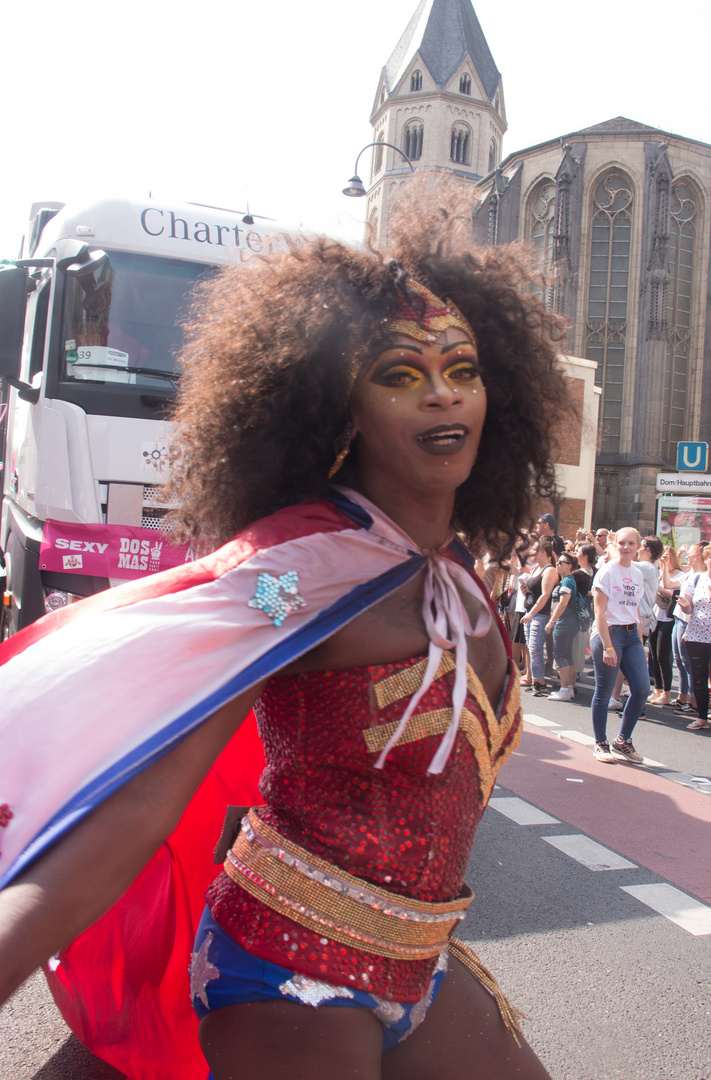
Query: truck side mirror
65 248 109 278
0 267 30 381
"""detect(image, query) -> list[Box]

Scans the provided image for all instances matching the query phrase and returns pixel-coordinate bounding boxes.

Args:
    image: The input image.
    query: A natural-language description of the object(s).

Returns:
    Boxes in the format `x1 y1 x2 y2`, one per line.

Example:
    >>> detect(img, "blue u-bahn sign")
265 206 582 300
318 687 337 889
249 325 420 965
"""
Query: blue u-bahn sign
676 442 709 472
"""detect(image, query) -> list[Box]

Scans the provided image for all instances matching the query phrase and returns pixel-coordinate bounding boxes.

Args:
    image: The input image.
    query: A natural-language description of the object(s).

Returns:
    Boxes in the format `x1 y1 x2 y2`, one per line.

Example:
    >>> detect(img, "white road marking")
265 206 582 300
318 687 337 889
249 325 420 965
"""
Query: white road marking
556 729 596 746
659 771 711 794
510 710 710 933
489 797 559 825
542 834 637 871
523 714 560 728
620 884 711 936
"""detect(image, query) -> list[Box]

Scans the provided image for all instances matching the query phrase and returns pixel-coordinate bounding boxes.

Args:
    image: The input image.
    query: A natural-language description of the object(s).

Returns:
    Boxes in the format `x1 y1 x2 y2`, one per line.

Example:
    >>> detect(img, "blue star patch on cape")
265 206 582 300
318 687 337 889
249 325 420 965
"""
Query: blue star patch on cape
247 570 307 627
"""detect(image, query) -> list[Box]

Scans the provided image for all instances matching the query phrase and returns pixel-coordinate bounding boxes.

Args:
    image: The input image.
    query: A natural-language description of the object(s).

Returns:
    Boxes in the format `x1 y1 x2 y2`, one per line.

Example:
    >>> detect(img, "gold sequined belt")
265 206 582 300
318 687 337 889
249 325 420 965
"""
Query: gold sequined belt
223 809 473 961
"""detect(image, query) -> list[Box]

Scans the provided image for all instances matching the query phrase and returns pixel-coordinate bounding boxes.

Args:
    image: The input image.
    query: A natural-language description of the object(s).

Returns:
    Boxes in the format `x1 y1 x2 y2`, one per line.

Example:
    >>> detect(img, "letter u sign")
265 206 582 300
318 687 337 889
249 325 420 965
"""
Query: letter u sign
676 442 709 472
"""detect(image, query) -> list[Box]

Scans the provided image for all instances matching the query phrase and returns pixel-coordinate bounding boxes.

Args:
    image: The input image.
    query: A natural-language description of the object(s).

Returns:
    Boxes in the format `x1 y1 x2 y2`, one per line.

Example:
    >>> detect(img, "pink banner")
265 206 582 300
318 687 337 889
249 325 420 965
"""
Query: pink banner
40 520 194 580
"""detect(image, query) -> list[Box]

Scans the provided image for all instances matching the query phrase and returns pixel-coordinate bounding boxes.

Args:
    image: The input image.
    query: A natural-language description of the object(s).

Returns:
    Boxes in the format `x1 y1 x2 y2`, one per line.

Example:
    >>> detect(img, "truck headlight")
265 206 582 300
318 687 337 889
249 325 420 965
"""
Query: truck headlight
43 589 82 613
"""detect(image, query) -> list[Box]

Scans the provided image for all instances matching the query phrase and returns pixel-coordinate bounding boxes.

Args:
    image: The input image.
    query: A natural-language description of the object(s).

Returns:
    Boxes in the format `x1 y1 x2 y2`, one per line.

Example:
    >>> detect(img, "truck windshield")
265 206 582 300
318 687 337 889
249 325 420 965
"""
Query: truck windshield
60 251 214 391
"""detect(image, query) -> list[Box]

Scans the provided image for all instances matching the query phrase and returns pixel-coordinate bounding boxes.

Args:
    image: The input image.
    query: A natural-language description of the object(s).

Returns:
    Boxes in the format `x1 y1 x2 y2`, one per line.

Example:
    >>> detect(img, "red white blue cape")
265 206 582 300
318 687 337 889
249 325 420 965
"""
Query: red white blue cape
0 487 489 1080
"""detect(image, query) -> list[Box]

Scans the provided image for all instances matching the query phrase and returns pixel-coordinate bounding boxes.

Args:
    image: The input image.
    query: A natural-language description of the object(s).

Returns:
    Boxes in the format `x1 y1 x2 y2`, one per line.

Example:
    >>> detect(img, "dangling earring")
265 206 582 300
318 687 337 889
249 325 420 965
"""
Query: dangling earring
328 423 353 479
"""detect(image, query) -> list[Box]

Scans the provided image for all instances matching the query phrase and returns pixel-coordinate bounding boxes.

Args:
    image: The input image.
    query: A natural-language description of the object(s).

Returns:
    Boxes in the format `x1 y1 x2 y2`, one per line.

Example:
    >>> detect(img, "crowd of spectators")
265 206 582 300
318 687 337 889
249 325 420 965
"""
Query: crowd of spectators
493 515 711 764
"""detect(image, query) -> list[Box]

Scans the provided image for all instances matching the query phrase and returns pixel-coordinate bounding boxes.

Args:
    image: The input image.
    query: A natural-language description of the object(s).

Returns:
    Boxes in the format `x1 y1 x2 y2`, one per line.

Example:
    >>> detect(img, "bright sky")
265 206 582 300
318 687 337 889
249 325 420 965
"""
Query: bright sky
1 0 708 257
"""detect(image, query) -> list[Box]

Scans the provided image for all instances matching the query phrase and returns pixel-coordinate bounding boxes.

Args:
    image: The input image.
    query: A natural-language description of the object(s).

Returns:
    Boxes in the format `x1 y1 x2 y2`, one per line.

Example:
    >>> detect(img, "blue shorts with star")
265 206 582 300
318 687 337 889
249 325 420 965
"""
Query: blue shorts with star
190 908 447 1050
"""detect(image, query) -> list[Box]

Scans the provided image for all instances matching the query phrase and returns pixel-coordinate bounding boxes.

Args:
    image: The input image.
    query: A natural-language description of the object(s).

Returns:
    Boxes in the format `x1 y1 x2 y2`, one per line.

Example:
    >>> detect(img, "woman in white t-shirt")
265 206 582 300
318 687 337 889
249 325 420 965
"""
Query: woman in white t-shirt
590 528 651 764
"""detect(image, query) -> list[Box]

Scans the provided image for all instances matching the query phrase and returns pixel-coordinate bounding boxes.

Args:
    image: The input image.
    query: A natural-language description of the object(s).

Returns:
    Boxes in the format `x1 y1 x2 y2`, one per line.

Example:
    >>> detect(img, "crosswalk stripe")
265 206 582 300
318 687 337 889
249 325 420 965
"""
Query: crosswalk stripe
556 729 596 746
542 834 637 871
523 714 560 728
620 884 711 936
489 797 559 825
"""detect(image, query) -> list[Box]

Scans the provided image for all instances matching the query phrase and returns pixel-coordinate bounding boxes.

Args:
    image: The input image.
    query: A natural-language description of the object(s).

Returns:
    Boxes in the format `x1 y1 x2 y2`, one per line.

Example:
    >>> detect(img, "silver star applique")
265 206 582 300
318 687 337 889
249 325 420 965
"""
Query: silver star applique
248 570 307 627
279 974 355 1007
190 931 220 1008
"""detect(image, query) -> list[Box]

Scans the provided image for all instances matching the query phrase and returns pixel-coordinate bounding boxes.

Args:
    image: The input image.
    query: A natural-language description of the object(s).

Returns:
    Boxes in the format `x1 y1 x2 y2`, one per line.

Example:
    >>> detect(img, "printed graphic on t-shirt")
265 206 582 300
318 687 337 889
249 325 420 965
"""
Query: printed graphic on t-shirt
614 575 640 608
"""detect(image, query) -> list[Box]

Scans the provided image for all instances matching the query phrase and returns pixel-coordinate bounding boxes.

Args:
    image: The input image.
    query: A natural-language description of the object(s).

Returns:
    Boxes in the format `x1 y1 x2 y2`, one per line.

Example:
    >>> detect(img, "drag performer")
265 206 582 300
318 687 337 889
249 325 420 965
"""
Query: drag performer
0 181 568 1080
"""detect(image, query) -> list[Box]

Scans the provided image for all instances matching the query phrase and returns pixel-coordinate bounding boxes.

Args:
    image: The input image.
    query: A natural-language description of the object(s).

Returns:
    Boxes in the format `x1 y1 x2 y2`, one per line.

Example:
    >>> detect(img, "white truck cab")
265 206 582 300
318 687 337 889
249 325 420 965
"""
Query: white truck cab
0 197 286 635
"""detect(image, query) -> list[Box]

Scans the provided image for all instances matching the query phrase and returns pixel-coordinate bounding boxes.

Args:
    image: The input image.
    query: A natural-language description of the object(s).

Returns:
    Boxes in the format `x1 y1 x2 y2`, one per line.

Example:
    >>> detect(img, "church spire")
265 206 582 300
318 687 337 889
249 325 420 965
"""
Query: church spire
366 0 506 247
382 0 501 101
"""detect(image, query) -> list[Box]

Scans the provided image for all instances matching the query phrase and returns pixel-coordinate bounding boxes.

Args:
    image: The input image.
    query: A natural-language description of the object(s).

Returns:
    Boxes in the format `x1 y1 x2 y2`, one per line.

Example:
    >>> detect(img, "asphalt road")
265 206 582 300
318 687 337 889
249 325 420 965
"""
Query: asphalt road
467 669 711 1080
2 665 710 1080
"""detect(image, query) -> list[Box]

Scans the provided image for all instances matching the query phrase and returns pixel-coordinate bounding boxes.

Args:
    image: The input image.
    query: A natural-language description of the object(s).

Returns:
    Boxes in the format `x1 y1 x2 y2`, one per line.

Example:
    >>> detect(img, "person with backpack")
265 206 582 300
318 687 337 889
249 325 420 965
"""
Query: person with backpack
545 552 582 701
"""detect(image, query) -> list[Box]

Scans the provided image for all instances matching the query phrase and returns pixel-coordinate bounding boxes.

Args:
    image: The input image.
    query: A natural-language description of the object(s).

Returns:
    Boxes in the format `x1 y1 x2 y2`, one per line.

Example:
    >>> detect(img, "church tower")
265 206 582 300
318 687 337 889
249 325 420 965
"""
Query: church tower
366 0 506 245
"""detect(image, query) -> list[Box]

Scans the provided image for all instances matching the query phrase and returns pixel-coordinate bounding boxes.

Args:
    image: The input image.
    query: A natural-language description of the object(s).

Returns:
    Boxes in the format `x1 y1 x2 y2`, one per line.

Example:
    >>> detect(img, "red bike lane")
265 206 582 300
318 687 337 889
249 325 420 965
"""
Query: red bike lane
499 723 711 904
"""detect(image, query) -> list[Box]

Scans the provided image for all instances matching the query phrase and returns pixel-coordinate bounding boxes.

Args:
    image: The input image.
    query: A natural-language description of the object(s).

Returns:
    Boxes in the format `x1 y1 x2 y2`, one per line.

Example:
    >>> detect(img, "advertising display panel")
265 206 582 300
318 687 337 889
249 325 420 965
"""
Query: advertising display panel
656 495 711 550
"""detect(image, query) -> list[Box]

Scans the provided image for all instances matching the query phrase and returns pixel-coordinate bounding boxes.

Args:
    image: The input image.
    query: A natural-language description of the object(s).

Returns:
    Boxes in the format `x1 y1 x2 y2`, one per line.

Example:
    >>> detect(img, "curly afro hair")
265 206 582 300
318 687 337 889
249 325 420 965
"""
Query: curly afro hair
168 175 571 558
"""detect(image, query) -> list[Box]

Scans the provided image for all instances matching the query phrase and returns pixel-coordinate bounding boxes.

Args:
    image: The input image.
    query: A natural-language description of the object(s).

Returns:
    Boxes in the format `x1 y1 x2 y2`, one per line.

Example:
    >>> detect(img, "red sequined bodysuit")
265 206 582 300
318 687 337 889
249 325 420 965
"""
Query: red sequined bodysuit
207 652 521 1001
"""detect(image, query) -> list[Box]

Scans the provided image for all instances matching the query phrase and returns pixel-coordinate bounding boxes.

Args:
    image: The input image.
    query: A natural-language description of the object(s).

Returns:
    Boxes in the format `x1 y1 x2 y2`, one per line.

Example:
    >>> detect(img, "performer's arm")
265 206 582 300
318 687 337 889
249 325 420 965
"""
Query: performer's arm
0 684 264 1006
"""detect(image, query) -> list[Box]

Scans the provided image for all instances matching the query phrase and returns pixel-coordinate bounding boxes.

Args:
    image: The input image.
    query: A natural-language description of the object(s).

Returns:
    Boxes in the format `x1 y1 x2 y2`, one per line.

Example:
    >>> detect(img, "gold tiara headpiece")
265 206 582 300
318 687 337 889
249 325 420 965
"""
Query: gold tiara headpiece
380 277 477 346
342 277 477 391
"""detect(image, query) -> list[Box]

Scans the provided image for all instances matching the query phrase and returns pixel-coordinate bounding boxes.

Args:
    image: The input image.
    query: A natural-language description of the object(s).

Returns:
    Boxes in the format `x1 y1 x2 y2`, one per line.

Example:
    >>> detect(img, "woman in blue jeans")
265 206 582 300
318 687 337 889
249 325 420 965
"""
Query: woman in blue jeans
590 528 650 764
668 544 705 711
520 539 558 695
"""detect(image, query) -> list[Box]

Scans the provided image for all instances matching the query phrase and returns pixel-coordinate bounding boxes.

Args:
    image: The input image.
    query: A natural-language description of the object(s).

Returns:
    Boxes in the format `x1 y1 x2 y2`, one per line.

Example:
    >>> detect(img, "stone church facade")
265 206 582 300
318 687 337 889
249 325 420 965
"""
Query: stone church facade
367 0 711 533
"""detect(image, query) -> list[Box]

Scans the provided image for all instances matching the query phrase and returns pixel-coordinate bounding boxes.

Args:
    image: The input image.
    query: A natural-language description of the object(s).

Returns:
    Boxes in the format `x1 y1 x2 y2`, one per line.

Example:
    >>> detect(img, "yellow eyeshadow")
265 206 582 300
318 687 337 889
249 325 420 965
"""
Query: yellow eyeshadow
385 365 421 376
374 364 424 385
445 363 479 378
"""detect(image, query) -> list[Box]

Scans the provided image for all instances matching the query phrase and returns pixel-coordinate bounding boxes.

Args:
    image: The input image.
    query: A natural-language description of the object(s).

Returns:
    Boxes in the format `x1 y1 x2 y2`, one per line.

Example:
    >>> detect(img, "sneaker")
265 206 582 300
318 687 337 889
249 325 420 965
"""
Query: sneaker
677 703 693 714
608 697 623 710
549 688 574 701
594 742 616 764
611 738 643 763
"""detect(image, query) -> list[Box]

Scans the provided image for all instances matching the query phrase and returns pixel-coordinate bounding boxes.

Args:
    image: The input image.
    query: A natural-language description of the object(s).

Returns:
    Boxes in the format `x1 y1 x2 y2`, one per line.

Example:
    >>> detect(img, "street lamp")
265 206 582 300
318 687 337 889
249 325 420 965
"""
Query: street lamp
342 143 415 198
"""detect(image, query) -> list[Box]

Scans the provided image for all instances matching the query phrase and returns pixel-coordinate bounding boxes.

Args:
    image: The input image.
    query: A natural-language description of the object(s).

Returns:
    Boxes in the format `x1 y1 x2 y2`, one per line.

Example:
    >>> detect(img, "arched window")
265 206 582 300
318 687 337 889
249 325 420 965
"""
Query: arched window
459 73 471 95
450 124 470 165
488 139 497 172
410 70 422 92
584 172 634 454
403 121 423 162
369 209 379 246
373 132 384 176
662 179 699 461
529 179 556 300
